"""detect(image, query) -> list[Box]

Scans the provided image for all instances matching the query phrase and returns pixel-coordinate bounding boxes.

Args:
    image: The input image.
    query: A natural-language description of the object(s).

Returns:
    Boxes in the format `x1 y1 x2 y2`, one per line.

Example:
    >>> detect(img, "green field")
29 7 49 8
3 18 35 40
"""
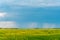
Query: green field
0 28 60 40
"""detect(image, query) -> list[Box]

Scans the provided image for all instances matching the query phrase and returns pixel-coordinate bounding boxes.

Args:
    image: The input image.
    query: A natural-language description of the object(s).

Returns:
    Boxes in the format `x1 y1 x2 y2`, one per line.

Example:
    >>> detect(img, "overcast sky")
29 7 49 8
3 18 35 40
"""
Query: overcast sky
0 0 60 28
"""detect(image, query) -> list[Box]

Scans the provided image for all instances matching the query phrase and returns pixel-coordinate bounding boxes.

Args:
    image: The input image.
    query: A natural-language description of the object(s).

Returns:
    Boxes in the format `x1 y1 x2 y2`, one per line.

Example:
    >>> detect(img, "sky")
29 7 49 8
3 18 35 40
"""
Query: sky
0 0 60 28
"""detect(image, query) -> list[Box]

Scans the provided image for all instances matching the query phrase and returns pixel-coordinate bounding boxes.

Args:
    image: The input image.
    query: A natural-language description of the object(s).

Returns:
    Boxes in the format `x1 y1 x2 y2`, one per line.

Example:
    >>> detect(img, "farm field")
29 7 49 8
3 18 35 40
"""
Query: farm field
0 28 60 40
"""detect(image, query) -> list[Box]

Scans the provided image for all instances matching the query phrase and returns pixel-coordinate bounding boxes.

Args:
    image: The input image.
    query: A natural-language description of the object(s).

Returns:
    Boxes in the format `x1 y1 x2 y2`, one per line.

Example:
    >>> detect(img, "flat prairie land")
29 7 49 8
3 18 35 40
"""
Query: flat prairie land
0 28 60 40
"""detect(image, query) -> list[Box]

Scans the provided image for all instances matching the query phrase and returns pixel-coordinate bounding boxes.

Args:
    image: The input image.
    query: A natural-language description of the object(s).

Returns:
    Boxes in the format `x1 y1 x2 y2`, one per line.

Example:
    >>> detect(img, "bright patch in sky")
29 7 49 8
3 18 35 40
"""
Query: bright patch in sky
0 12 7 17
0 21 18 28
27 22 38 28
43 23 56 28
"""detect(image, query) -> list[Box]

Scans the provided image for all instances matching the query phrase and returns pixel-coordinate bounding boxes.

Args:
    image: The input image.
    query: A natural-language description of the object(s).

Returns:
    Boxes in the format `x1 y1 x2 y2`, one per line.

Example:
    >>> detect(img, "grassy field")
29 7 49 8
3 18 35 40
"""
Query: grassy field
0 28 60 40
